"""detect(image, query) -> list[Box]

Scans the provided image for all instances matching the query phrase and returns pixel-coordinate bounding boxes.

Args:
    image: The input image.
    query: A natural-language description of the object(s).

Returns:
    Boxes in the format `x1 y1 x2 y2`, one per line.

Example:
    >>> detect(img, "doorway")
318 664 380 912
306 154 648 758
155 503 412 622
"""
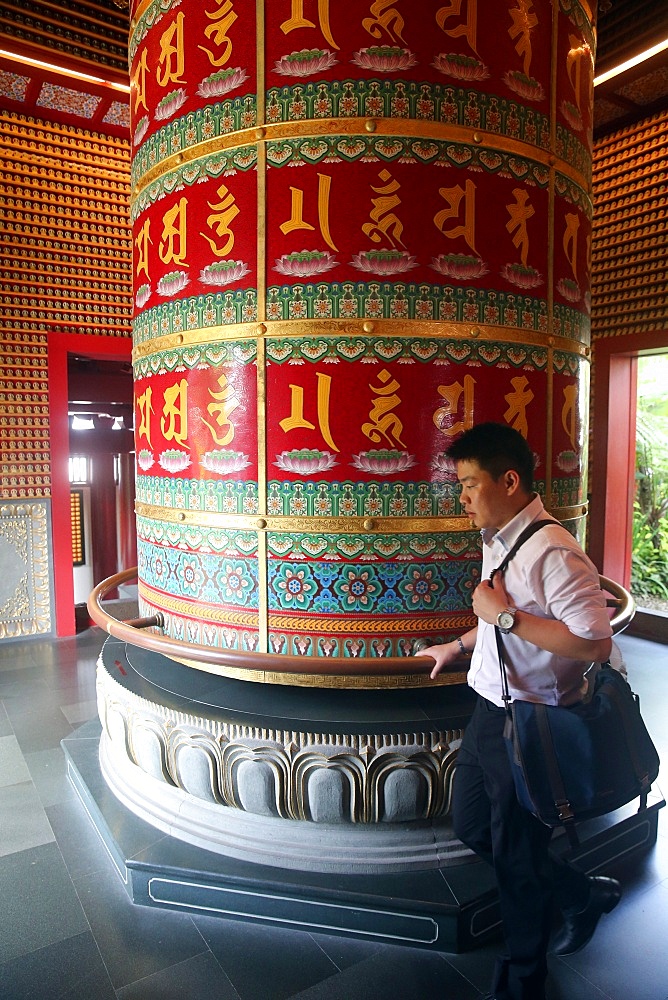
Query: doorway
68 354 135 620
590 333 668 644
48 333 133 635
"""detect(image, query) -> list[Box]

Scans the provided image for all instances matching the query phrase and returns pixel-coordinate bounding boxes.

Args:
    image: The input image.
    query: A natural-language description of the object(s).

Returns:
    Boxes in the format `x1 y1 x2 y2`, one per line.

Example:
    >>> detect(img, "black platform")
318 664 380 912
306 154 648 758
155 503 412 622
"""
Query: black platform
62 719 663 954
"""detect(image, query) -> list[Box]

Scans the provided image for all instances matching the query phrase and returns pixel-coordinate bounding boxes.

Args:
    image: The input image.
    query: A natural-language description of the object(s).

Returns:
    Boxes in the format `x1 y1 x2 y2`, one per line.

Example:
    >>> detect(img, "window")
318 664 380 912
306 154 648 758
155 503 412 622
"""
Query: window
70 489 86 566
69 455 89 484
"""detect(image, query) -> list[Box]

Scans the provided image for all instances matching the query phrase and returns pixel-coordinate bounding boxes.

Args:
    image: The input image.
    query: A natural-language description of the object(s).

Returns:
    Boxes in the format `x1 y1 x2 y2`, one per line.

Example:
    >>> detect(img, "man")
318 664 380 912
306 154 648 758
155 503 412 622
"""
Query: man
428 422 620 1000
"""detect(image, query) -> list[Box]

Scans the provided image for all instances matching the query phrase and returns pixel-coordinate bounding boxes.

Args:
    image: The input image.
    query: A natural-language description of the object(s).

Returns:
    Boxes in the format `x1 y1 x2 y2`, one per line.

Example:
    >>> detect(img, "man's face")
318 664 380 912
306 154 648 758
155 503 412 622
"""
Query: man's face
456 459 514 531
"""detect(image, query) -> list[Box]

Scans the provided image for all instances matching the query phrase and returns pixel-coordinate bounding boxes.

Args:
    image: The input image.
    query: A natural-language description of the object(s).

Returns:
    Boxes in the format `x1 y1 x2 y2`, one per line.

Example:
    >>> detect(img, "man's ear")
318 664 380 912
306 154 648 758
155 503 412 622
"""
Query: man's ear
504 469 521 493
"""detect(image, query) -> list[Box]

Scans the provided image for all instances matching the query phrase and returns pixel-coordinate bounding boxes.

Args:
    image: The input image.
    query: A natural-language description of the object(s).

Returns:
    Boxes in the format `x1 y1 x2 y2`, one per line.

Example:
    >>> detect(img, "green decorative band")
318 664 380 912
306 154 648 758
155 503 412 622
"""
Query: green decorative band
134 472 549 520
133 285 590 347
135 478 259 516
133 340 257 378
136 512 482 560
131 145 258 222
131 88 590 195
133 290 258 347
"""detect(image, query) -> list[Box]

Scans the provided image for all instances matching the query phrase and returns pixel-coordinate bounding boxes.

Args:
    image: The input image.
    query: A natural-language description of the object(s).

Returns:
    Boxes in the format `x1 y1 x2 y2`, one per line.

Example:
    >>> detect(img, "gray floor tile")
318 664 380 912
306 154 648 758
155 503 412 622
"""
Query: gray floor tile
116 951 242 1000
286 947 480 1000
61 698 99 725
75 858 212 991
560 877 668 1000
6 701 75 753
0 841 90 965
25 745 78 808
0 930 116 1000
0 780 55 857
194 917 341 1000
0 733 32 786
0 701 12 737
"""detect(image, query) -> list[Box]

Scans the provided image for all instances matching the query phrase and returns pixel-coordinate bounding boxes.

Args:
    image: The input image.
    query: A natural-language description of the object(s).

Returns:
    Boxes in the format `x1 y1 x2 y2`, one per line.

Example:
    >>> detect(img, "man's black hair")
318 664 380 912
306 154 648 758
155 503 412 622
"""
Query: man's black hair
445 422 534 492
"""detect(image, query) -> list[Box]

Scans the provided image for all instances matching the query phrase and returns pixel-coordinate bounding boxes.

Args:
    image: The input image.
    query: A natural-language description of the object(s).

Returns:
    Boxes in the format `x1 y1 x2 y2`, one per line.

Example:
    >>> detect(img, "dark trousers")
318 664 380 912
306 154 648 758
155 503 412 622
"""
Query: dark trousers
452 695 590 1000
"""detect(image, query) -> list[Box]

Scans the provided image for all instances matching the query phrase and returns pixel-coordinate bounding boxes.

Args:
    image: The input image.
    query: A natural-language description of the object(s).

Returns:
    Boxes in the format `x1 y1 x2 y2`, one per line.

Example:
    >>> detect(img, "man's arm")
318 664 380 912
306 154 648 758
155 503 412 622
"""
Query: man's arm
474 574 613 663
428 626 478 680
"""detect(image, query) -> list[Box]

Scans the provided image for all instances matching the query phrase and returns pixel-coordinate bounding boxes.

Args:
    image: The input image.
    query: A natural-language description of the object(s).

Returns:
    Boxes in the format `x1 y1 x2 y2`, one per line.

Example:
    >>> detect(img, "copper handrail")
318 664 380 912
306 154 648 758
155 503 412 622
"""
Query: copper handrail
88 568 635 678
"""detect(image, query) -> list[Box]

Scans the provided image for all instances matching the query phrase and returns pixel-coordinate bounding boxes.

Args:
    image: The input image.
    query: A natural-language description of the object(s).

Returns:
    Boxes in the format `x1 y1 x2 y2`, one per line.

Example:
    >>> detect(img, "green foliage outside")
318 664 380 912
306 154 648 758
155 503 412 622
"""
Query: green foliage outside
631 355 668 602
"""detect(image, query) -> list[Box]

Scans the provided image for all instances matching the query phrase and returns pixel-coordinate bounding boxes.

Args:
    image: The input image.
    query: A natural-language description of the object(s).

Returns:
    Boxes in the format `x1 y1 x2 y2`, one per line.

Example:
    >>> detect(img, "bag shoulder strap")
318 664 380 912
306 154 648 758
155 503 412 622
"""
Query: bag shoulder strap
493 519 557 710
491 518 560 581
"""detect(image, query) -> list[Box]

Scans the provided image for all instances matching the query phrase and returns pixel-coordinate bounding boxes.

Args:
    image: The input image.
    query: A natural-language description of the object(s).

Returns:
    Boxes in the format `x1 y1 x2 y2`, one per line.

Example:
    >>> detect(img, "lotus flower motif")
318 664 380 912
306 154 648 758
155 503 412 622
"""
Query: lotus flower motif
561 100 583 131
431 453 457 477
351 450 416 475
350 250 418 275
557 450 579 473
154 88 187 121
135 283 151 308
431 254 488 280
134 115 149 146
557 278 581 303
200 450 250 474
137 449 154 471
274 250 338 276
197 67 249 98
502 71 545 102
351 45 417 72
199 260 250 286
267 341 294 362
275 449 338 474
273 48 338 77
432 53 490 81
501 263 543 289
159 449 192 473
157 271 190 295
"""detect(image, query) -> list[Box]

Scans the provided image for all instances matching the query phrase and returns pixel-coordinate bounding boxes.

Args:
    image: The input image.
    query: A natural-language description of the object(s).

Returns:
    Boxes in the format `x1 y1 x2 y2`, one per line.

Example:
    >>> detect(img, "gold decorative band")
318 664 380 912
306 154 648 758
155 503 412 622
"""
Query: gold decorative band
135 504 586 532
135 505 473 533
139 584 259 625
266 613 476 633
132 319 591 363
133 116 589 198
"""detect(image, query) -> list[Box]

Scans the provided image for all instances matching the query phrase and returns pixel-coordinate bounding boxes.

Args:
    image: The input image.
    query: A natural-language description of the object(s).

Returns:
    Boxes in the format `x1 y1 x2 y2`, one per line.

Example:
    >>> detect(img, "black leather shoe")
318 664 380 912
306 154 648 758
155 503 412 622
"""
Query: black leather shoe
551 876 621 955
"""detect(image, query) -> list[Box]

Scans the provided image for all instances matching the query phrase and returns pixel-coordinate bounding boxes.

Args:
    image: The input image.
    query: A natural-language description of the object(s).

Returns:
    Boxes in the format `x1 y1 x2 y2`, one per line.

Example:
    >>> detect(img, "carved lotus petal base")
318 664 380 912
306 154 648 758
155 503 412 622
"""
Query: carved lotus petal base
96 637 476 873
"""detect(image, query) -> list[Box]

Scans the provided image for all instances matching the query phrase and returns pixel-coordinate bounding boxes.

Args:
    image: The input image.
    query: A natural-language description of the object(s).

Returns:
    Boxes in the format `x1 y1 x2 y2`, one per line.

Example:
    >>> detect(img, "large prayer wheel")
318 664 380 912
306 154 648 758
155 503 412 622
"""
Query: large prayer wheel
129 0 595 683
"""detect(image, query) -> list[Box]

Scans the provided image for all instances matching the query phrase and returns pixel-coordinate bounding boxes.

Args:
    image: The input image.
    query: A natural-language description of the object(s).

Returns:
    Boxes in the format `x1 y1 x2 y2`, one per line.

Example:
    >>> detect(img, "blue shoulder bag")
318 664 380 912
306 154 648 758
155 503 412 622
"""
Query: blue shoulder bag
493 521 660 847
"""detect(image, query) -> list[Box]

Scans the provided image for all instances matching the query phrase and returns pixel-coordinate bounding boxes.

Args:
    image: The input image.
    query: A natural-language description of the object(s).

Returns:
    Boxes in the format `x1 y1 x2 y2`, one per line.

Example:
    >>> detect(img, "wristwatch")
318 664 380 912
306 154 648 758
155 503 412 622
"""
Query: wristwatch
496 607 517 634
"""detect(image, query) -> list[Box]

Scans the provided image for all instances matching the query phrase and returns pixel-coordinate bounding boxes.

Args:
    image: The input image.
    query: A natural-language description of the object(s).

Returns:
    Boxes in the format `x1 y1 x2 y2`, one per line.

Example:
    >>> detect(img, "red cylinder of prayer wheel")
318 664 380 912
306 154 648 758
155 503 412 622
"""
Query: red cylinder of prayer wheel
129 0 595 682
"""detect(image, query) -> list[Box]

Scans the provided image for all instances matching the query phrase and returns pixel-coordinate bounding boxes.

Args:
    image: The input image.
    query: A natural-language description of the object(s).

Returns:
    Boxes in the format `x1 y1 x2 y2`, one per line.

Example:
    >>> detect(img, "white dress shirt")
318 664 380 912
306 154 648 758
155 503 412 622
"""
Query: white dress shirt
467 494 613 707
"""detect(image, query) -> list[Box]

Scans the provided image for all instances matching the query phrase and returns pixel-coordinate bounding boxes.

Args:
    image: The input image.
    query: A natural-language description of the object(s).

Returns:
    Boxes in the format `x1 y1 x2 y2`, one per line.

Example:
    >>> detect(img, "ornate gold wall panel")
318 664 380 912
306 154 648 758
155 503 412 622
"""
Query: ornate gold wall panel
0 112 132 339
591 109 668 339
0 500 52 637
0 331 50 498
0 113 133 503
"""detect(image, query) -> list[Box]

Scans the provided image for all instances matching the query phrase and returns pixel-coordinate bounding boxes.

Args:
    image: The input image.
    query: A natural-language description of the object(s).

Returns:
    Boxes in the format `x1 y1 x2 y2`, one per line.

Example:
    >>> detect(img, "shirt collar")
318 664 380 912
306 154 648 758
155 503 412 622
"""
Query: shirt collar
481 493 546 551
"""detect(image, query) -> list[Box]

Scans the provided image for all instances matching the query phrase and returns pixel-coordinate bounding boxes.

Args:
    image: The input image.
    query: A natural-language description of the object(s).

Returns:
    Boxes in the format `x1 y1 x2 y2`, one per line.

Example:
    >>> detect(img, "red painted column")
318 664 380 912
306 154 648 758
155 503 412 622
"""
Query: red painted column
129 0 596 679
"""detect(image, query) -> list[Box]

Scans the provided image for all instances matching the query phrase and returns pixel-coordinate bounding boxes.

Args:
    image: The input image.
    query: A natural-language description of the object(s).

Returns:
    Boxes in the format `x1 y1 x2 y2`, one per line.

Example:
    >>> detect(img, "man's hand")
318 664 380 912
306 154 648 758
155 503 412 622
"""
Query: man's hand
428 641 462 680
472 571 510 624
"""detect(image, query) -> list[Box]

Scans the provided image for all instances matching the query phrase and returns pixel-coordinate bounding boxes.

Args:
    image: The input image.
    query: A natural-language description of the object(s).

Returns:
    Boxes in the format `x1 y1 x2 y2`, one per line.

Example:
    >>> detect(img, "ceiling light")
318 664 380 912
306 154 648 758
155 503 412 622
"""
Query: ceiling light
595 36 668 86
0 48 130 93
